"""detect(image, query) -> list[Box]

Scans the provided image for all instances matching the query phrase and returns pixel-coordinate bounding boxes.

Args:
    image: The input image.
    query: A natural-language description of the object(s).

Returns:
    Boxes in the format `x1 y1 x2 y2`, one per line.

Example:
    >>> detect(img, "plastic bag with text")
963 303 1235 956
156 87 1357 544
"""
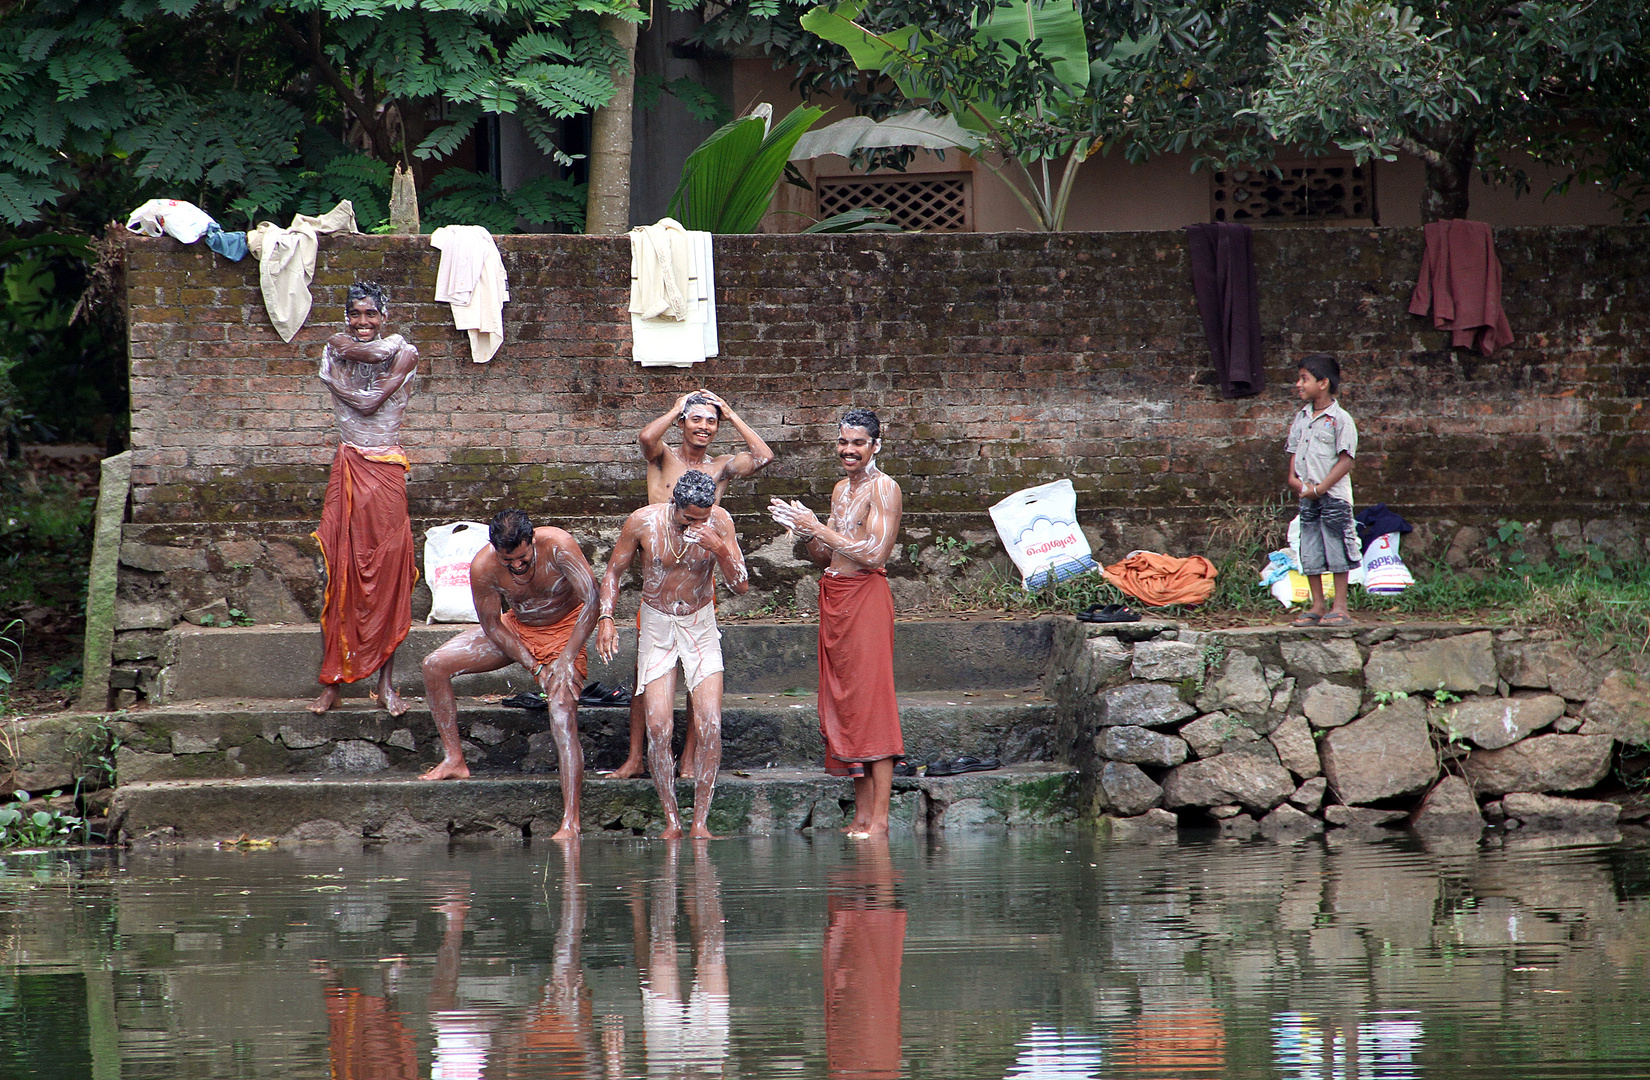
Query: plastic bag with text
424 521 491 622
989 480 1098 589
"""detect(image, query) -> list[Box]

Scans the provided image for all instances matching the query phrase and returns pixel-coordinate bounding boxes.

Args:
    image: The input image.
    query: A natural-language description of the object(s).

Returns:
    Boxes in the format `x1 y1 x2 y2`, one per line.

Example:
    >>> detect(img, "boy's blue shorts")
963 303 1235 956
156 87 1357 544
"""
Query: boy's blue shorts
1299 496 1360 575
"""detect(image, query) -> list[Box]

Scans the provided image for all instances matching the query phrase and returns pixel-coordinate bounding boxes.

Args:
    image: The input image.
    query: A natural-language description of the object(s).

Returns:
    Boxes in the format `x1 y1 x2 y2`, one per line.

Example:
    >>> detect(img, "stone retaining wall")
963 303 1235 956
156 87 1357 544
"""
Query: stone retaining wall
1045 619 1650 841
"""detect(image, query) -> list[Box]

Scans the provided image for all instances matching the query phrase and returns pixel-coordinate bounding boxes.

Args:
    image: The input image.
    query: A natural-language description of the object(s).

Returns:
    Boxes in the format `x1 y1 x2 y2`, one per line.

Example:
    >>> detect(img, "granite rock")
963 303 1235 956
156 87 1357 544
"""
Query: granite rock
1098 726 1189 767
1500 792 1620 832
1267 715 1322 779
1301 682 1362 728
1365 631 1497 696
1410 775 1485 835
1161 753 1295 813
1196 651 1273 717
1461 734 1614 795
1280 637 1363 677
1436 693 1566 750
1320 697 1438 805
1096 682 1196 728
1098 761 1164 817
1289 776 1327 813
1131 640 1204 682
1577 671 1650 744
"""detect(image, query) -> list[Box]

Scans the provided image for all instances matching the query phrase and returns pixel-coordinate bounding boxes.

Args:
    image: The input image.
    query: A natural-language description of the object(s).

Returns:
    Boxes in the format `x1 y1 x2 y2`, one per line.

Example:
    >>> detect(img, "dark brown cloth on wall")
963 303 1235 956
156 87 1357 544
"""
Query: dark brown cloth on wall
1185 222 1265 399
1408 219 1514 355
314 443 416 686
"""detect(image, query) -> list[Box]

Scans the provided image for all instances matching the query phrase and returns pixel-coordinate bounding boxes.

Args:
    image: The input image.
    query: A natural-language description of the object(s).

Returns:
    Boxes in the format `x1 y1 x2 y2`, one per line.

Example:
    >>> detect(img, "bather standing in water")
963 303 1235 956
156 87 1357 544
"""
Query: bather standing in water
607 390 776 781
769 408 904 838
310 281 420 717
598 471 749 839
418 508 598 839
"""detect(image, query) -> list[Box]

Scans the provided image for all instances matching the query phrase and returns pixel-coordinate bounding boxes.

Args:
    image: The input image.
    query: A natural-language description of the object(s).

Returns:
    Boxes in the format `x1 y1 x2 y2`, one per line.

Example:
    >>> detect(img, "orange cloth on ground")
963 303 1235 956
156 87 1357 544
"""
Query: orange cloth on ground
501 607 590 682
1407 219 1514 355
315 443 416 685
818 569 902 775
324 986 418 1080
1101 551 1219 607
824 897 906 1080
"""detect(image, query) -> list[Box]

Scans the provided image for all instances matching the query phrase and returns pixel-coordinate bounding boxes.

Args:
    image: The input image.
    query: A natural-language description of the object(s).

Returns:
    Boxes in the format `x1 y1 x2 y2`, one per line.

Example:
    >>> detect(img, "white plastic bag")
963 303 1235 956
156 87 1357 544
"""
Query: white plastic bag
424 521 491 622
125 199 217 244
1362 532 1414 593
988 480 1097 589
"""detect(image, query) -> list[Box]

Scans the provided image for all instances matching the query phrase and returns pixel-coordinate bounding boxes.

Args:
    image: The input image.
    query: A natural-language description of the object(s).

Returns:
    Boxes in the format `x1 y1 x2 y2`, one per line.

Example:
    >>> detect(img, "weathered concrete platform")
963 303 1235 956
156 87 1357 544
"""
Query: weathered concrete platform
108 765 1080 842
110 689 1055 781
152 617 1057 702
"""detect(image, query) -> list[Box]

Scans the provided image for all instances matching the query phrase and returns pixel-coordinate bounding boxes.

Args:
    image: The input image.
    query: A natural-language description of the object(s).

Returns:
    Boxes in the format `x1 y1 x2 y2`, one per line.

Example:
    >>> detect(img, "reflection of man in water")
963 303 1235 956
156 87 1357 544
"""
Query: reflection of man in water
824 835 905 1080
770 408 905 837
632 841 730 1077
609 390 776 781
311 281 420 717
319 963 418 1080
498 839 600 1077
419 508 598 839
599 472 750 839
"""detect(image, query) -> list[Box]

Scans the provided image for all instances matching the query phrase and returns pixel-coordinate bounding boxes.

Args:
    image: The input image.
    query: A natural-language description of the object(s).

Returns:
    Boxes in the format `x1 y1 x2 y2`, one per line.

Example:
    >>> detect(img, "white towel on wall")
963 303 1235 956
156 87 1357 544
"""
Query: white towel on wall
431 225 510 363
630 222 716 367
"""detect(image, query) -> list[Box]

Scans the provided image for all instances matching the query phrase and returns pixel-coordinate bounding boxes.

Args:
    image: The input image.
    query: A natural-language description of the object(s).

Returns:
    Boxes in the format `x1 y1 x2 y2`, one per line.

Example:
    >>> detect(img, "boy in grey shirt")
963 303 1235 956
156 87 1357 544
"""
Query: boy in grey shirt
1285 354 1359 626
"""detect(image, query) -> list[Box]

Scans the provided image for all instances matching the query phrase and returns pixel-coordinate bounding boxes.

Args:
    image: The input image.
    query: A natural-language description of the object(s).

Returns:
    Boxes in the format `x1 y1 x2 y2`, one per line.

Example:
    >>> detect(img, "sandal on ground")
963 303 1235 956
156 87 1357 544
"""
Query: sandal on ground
1317 612 1355 627
501 692 548 710
1077 603 1142 624
1290 613 1323 628
926 756 1002 777
578 681 633 707
891 759 918 777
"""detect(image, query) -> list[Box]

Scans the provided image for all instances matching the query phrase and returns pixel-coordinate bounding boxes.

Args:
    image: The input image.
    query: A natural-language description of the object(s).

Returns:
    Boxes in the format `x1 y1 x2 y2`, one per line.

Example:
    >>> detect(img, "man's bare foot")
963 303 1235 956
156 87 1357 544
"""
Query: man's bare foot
660 824 685 840
689 825 720 840
372 686 410 717
603 757 647 779
420 758 471 780
550 823 580 840
849 821 890 839
309 685 342 714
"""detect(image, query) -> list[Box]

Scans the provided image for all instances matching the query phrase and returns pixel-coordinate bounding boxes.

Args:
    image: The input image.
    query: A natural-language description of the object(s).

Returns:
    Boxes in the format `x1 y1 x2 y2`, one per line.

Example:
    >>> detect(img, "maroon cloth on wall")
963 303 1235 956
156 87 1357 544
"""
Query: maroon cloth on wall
1408 219 1514 355
1185 222 1265 399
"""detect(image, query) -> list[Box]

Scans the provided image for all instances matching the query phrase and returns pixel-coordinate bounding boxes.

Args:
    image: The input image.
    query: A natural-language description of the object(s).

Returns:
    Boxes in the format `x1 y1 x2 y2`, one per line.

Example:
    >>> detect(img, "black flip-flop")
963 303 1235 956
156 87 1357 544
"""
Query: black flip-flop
578 682 633 707
501 692 548 710
926 756 1002 777
1077 603 1141 623
892 759 917 777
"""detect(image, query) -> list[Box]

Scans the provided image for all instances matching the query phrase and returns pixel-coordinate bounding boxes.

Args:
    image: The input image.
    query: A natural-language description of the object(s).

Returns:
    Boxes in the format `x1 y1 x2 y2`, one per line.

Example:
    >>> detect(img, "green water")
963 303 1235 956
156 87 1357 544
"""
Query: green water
2 831 1649 1079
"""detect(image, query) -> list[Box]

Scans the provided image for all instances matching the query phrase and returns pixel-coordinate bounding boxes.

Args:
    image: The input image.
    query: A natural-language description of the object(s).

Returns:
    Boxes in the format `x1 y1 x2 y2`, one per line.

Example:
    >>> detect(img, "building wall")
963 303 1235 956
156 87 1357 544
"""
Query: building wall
118 226 1649 632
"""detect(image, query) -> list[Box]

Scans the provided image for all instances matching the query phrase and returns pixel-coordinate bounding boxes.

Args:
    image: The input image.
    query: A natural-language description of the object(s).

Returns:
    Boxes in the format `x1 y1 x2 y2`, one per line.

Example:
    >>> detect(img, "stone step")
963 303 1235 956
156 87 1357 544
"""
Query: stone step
112 690 1056 783
108 765 1081 843
150 617 1056 702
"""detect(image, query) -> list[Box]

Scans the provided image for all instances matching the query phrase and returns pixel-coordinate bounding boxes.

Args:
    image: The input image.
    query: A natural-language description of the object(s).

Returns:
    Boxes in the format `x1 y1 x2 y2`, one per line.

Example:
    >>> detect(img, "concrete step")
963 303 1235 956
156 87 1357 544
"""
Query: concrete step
108 764 1080 843
112 690 1056 783
151 617 1057 702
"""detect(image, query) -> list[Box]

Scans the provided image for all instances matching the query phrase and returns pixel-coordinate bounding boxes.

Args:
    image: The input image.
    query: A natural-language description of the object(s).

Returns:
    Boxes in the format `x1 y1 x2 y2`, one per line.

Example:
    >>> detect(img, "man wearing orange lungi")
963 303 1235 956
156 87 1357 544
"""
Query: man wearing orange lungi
419 508 598 838
770 408 905 838
310 281 419 717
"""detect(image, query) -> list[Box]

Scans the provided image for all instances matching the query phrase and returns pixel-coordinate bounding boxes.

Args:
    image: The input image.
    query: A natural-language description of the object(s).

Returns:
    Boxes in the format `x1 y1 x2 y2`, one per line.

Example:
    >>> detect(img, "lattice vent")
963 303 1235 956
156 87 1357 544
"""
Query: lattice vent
816 173 973 232
1211 160 1376 224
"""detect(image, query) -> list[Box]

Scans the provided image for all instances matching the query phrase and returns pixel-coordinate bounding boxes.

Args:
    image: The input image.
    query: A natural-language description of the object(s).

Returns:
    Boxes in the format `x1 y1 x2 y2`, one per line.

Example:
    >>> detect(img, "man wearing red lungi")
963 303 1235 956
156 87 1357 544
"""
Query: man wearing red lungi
770 408 904 838
309 282 419 716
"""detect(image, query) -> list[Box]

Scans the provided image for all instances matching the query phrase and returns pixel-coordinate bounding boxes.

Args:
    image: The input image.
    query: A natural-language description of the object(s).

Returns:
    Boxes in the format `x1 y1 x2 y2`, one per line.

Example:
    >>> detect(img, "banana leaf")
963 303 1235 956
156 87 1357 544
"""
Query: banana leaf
789 108 980 159
668 103 829 233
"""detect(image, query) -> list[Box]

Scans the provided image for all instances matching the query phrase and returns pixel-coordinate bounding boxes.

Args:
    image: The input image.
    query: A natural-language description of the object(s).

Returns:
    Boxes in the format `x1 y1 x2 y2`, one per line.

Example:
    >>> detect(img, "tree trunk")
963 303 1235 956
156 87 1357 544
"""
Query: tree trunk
585 11 640 235
1420 126 1476 222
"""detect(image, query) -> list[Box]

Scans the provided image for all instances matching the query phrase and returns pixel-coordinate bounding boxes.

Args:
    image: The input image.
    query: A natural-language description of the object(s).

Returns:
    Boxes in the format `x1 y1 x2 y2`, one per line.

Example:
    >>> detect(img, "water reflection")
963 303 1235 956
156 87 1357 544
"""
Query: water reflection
633 841 729 1077
824 838 905 1080
3 834 1650 1079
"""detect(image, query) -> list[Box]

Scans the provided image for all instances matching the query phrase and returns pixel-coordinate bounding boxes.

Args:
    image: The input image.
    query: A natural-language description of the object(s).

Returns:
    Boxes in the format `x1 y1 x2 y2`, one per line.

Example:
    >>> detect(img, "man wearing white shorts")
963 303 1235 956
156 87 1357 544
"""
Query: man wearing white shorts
598 471 750 838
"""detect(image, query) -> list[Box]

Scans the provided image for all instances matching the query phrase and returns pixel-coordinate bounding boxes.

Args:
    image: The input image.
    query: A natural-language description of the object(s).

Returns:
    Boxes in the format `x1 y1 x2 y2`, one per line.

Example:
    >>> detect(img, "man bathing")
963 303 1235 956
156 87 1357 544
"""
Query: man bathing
770 409 905 838
311 281 420 717
419 509 599 839
599 472 750 839
607 390 775 780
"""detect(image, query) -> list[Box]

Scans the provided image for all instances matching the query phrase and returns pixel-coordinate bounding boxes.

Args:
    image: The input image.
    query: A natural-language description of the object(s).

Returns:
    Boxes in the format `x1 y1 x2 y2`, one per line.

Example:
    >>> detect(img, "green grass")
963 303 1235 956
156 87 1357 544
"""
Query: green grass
942 545 1650 657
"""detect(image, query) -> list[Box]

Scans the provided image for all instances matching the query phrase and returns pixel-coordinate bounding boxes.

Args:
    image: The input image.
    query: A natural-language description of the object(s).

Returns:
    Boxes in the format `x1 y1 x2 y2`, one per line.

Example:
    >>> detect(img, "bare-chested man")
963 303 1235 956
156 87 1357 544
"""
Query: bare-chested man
419 508 598 838
607 390 775 780
769 408 905 838
311 281 419 716
598 472 750 839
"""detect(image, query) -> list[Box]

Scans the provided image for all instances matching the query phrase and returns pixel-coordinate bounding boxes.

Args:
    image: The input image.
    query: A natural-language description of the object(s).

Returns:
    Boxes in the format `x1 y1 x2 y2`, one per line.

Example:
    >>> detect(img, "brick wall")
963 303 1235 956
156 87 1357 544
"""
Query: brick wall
118 226 1650 626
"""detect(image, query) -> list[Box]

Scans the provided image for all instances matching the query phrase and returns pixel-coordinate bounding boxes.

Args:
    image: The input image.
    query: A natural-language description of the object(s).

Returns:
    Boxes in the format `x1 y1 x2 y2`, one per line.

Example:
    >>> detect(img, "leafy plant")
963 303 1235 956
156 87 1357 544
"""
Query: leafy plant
1483 519 1528 567
1372 690 1409 709
667 103 830 232
424 171 588 234
800 207 902 232
0 619 21 716
0 790 84 849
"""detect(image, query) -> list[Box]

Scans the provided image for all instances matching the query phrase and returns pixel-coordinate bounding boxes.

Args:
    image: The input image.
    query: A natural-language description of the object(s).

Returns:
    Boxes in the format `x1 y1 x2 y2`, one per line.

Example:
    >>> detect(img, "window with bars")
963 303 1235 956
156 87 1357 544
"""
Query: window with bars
816 172 973 232
1211 160 1376 224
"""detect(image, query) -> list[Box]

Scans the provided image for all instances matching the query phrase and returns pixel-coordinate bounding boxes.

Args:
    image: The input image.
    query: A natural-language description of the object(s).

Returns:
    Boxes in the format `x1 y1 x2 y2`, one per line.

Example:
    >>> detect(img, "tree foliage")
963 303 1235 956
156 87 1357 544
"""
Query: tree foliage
0 0 717 231
703 0 1650 222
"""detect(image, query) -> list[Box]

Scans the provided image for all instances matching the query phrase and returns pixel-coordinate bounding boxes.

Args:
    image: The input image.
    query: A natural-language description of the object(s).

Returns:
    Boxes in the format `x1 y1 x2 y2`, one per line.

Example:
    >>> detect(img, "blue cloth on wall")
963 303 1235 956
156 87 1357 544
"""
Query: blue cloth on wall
204 224 248 261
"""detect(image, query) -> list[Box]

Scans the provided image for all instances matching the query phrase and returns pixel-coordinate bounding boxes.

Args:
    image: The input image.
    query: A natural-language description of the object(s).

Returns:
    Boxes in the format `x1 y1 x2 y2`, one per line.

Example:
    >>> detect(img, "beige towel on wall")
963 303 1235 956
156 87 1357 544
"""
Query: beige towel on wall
431 225 510 362
246 200 358 342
